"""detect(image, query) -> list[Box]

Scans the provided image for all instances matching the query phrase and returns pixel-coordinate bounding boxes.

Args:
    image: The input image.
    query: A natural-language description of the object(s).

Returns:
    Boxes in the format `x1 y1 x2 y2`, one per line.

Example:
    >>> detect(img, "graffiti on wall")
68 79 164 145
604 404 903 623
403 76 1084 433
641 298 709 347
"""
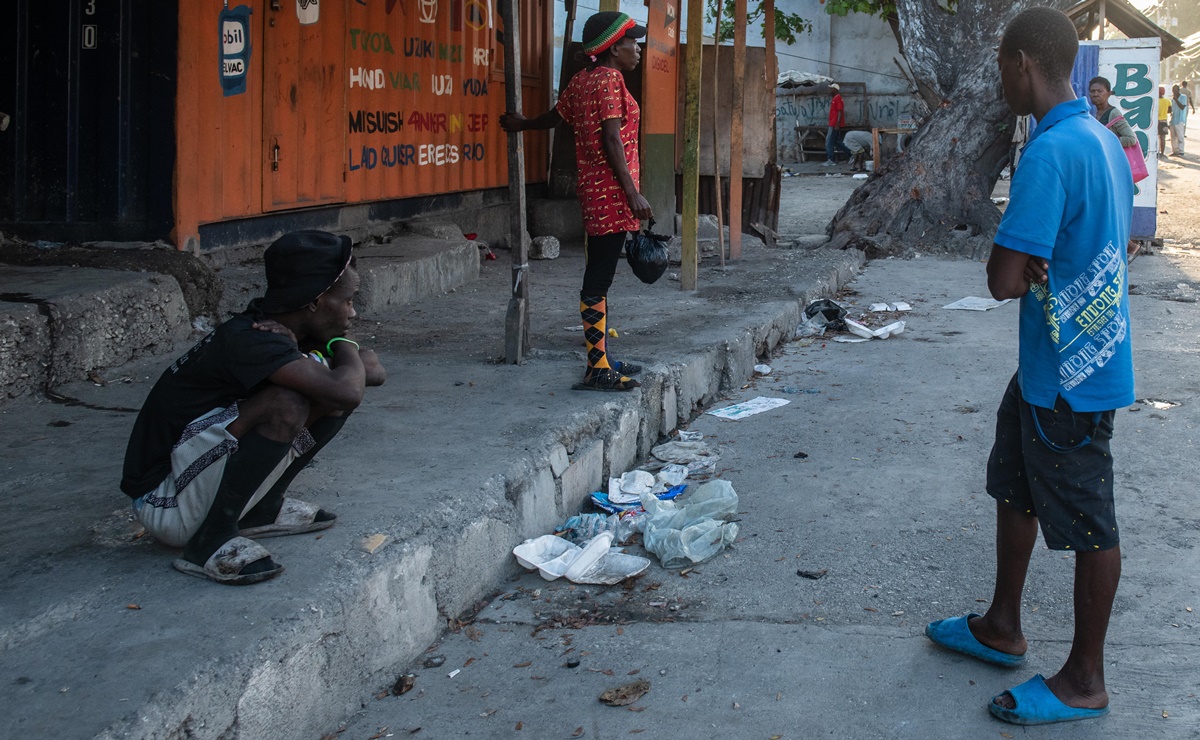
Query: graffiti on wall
345 0 498 180
775 93 924 129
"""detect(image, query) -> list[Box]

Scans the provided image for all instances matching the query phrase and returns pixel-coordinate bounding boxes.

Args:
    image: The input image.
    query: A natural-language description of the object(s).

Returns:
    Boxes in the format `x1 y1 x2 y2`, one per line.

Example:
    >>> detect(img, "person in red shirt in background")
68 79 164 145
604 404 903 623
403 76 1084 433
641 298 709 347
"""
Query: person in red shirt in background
501 12 651 392
824 82 851 166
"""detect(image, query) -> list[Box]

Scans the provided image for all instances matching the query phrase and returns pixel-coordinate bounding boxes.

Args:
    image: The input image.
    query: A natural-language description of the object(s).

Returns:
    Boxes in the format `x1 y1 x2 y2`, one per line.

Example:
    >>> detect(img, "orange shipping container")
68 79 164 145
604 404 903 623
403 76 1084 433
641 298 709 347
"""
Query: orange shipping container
174 0 549 251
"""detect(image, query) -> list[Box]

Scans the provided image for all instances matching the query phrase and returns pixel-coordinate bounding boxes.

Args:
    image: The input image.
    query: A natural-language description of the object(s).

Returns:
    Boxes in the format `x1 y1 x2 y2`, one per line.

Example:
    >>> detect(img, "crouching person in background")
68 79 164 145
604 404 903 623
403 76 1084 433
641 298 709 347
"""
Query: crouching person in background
120 230 386 585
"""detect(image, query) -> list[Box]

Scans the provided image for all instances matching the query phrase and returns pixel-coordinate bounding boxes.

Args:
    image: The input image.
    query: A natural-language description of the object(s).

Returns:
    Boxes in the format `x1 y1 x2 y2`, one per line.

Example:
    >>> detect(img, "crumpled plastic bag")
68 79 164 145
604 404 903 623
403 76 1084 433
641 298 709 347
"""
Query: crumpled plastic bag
796 298 848 337
639 480 739 569
649 441 719 475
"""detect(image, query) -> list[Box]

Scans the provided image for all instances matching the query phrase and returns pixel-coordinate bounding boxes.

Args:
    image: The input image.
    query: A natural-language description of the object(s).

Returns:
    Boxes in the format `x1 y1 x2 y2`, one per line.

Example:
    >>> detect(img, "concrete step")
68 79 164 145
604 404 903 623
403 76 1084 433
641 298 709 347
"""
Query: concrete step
0 265 191 400
216 234 480 318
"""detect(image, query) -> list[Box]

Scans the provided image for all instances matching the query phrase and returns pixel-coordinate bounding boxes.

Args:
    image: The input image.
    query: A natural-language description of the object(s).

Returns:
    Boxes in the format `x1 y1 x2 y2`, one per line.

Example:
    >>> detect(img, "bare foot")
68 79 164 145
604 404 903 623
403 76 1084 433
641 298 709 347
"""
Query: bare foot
967 614 1028 658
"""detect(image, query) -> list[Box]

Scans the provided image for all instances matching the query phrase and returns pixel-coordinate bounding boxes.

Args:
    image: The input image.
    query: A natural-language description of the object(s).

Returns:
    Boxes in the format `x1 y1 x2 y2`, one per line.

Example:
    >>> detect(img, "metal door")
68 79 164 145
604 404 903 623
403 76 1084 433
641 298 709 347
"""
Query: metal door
262 0 345 211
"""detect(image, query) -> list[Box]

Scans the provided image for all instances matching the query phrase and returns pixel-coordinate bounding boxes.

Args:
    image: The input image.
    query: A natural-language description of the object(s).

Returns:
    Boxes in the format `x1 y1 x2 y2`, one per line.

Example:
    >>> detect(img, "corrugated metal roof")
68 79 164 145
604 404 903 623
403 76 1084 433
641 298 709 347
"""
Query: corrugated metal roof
1067 0 1185 58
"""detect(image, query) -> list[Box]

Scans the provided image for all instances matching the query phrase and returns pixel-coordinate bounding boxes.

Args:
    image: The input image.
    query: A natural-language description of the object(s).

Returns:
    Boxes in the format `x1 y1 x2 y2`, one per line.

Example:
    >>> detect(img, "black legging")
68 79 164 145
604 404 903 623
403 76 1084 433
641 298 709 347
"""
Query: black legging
580 231 630 298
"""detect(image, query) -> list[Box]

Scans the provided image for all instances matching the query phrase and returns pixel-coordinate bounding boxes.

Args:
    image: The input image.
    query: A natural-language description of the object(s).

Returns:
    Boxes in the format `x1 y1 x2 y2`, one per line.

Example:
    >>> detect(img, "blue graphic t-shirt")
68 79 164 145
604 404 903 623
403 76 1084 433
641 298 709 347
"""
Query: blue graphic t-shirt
995 98 1135 413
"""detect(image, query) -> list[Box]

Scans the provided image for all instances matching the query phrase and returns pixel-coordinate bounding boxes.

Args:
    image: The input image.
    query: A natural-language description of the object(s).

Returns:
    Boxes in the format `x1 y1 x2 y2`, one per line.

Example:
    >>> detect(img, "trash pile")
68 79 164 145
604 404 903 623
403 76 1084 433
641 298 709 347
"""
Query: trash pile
796 297 908 343
512 434 740 583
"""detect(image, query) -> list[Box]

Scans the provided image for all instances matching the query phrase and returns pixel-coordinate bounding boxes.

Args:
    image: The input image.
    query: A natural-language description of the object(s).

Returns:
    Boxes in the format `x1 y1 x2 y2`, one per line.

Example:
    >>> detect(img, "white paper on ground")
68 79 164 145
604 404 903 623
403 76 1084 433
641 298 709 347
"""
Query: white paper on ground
833 336 871 343
943 297 1012 311
677 429 702 441
706 396 790 420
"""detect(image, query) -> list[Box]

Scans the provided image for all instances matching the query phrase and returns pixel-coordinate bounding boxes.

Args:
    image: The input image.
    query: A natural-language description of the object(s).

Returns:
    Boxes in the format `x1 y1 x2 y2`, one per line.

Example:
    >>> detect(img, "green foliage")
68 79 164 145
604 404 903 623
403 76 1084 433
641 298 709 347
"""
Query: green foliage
822 0 895 18
706 0 814 45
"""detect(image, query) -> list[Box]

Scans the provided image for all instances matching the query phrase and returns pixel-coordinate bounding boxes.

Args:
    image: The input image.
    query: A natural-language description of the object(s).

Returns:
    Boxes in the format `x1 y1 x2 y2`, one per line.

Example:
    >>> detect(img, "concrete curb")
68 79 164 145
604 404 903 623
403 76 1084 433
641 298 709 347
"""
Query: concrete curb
95 249 865 739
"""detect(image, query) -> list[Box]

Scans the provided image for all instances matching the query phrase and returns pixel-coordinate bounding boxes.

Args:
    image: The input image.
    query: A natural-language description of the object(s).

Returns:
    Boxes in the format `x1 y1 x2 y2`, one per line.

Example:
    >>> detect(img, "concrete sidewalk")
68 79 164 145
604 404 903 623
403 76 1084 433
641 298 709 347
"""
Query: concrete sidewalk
0 227 862 737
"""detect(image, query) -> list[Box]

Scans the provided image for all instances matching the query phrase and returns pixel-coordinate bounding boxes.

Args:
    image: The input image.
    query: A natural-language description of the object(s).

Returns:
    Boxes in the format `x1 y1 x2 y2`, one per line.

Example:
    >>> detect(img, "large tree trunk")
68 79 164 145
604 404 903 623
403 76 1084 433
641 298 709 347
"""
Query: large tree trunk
827 0 1073 258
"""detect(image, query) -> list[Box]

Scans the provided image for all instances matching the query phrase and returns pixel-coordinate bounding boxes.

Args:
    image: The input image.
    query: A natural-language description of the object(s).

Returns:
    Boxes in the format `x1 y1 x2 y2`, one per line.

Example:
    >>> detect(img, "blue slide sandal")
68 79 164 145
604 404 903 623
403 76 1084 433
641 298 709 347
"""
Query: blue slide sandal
990 674 1110 725
925 613 1026 668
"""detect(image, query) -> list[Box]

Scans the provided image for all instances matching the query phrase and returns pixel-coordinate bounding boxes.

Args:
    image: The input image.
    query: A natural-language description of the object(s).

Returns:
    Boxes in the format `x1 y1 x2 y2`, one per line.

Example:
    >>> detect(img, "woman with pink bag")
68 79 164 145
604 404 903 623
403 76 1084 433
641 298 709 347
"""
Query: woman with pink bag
1088 76 1146 260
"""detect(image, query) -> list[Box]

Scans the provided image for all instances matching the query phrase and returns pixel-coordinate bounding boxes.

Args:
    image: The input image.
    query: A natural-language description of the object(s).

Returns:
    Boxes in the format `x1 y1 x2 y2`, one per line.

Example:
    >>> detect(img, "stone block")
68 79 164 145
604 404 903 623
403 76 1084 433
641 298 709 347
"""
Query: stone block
354 237 480 314
0 302 49 400
660 381 678 437
548 443 570 478
722 330 757 390
516 468 559 539
673 213 721 239
530 235 560 260
405 220 468 243
559 440 603 515
604 407 639 479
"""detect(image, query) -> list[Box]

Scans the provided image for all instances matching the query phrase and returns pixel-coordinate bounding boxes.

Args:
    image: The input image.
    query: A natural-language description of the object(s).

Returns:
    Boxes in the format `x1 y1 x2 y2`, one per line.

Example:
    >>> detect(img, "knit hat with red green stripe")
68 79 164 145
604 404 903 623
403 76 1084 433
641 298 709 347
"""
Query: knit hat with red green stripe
582 12 639 57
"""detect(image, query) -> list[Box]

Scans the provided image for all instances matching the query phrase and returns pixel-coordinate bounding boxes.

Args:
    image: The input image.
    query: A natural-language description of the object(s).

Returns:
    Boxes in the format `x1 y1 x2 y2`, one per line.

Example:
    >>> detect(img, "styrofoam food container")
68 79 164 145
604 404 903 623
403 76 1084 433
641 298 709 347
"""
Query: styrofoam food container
513 535 576 572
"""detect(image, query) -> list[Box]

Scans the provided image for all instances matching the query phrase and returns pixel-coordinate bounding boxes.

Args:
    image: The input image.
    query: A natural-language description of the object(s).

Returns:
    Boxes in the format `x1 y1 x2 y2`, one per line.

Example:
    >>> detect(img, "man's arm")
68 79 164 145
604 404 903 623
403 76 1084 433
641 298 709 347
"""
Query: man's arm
268 343 367 411
500 108 563 132
988 244 1044 300
600 118 652 221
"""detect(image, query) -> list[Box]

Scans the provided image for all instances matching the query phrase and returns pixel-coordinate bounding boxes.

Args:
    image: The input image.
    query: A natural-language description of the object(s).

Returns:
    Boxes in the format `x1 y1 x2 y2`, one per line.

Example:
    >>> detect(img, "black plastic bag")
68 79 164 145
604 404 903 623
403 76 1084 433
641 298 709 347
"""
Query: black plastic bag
626 220 670 285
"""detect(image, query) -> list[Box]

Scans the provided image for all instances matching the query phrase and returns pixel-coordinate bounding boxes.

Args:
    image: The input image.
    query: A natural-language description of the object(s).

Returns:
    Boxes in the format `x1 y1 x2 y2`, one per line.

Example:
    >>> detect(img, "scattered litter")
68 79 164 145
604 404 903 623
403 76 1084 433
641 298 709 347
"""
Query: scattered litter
943 297 1011 311
870 302 911 312
657 464 689 487
797 568 828 580
1140 399 1180 410
513 532 651 585
599 679 651 707
423 655 446 668
564 325 585 332
852 173 868 180
650 440 719 474
793 451 808 459
565 658 581 668
753 364 772 375
707 396 790 420
677 429 703 441
591 486 686 515
448 669 461 678
780 387 820 394
796 298 848 337
616 470 656 498
991 197 1010 205
360 534 390 554
844 318 905 340
640 480 740 569
392 674 416 695
607 328 619 338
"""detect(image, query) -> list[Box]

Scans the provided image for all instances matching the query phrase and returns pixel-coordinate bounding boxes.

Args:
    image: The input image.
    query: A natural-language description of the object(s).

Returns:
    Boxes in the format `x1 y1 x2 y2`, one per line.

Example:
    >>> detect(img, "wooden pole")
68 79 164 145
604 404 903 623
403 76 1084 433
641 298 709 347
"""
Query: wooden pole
729 0 746 260
502 0 529 363
762 0 778 248
681 0 704 290
711 5 725 267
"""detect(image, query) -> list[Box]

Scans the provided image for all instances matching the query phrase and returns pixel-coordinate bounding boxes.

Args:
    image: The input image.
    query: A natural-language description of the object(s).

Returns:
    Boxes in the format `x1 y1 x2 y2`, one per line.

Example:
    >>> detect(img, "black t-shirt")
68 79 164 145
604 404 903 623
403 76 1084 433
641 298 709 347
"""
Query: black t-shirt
120 302 304 497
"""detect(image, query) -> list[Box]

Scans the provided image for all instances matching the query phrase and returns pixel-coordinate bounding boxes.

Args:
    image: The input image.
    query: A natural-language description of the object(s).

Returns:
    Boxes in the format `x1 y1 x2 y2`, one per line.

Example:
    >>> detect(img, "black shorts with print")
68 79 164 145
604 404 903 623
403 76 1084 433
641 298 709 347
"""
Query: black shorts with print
986 374 1119 552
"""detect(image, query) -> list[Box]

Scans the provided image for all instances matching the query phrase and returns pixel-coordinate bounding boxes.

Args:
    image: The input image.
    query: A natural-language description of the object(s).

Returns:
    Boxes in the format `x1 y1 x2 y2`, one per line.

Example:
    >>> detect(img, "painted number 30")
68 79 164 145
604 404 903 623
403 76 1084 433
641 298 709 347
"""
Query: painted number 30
84 0 96 15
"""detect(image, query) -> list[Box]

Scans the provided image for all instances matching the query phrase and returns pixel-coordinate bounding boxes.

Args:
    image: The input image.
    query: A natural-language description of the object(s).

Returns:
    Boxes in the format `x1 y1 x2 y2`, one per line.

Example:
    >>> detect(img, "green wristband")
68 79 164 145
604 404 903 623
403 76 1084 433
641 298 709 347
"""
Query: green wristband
326 337 360 354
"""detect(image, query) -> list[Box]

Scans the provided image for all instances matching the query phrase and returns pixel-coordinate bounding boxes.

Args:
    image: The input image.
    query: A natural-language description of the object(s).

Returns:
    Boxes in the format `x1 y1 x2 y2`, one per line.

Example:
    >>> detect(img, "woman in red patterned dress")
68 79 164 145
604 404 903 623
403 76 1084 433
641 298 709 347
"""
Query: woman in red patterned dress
501 12 651 391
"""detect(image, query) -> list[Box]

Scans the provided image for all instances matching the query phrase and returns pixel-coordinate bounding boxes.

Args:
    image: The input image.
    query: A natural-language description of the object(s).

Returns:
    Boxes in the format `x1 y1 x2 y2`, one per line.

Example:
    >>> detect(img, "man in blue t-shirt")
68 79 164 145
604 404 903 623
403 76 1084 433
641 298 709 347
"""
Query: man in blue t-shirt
924 7 1133 727
1169 84 1188 156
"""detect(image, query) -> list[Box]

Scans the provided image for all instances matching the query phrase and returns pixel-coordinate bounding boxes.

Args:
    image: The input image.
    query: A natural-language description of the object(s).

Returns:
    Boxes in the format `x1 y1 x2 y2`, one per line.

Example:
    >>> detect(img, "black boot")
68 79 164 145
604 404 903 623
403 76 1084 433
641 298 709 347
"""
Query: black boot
181 431 293 575
238 414 347 529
